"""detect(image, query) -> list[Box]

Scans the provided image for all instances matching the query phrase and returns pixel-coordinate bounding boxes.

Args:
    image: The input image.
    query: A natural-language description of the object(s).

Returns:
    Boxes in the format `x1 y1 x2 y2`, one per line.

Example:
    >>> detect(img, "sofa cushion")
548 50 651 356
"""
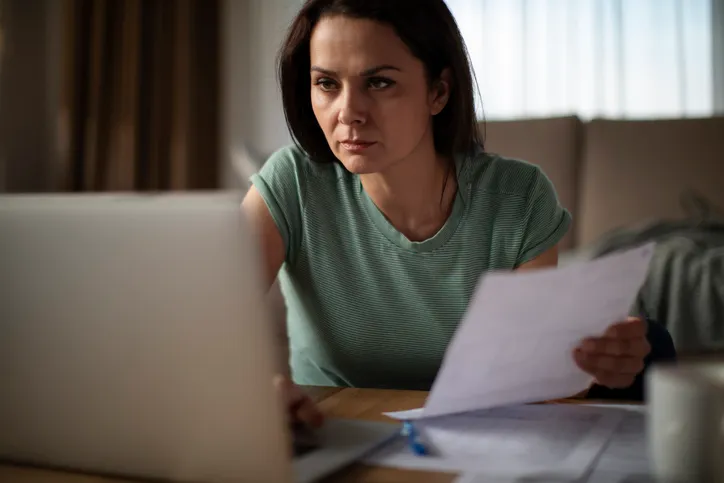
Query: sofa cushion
578 118 724 246
481 116 582 250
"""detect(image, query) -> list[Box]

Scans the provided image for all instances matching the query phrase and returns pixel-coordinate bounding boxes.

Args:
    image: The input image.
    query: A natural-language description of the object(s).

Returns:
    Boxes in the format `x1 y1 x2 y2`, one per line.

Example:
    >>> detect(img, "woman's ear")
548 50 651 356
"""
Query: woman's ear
430 68 452 116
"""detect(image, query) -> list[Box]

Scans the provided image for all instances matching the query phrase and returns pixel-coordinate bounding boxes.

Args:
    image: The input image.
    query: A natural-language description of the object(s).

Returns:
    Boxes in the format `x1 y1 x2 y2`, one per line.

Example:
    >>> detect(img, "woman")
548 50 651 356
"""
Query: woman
242 0 655 427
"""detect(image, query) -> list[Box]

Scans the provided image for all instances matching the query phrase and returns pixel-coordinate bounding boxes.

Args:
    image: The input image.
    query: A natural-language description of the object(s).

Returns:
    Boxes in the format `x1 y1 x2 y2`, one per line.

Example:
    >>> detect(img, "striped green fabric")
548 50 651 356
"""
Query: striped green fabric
251 144 571 390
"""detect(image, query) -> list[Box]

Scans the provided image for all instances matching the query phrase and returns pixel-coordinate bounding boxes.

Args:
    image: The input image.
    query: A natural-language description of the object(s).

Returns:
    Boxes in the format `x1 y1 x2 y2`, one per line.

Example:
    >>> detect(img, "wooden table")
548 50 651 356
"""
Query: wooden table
0 387 604 483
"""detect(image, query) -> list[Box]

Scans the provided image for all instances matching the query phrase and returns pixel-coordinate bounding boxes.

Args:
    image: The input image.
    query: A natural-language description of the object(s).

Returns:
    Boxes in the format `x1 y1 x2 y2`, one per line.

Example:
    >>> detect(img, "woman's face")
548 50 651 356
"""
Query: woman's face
309 15 449 174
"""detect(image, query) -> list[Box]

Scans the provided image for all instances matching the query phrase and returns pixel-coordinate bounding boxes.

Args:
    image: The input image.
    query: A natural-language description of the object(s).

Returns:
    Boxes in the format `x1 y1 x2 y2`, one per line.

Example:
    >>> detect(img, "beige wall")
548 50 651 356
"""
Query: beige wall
221 0 301 189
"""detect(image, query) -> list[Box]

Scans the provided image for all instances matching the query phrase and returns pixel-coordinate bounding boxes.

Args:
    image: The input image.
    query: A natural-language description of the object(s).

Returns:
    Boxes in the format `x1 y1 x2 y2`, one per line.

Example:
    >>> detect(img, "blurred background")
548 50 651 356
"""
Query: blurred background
0 0 721 353
0 0 721 194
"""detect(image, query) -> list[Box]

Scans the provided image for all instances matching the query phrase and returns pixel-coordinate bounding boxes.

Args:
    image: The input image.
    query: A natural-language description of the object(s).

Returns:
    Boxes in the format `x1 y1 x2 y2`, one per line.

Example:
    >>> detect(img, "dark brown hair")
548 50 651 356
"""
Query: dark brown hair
277 0 484 164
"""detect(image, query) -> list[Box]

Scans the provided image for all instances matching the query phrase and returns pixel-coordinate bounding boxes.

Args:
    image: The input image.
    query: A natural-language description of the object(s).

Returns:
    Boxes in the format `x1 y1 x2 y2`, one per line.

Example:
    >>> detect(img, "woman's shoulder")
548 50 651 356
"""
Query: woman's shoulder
260 144 347 182
251 144 351 219
462 149 571 264
464 149 555 201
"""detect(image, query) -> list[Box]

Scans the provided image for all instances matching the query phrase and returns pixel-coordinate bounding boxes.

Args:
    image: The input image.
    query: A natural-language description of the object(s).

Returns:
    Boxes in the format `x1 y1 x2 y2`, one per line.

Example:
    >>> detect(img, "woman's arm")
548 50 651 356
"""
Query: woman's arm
242 186 286 290
242 186 324 427
242 186 289 374
515 245 559 271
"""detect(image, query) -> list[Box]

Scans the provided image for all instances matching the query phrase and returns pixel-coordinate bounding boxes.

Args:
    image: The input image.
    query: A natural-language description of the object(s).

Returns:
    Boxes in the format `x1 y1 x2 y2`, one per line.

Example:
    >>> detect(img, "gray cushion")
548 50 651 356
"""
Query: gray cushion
578 118 724 246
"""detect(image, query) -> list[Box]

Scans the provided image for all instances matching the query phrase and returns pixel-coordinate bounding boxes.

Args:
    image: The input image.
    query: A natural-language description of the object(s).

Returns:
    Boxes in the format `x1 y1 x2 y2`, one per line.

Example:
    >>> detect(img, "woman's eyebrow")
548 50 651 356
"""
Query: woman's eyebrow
310 64 401 76
360 65 401 76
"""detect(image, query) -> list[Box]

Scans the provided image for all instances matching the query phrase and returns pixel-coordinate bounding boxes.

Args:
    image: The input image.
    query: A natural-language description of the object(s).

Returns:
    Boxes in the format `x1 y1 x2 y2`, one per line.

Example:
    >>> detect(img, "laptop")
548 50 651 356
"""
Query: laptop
0 193 396 483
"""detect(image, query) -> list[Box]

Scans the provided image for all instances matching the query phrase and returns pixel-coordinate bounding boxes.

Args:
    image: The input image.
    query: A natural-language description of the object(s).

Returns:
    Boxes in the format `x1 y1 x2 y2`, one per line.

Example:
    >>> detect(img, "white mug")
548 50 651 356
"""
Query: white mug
646 359 724 482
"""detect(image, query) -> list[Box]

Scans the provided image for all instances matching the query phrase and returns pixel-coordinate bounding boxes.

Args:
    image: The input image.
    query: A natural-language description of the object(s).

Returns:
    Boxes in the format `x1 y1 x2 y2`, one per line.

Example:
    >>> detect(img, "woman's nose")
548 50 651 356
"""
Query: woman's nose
337 88 367 126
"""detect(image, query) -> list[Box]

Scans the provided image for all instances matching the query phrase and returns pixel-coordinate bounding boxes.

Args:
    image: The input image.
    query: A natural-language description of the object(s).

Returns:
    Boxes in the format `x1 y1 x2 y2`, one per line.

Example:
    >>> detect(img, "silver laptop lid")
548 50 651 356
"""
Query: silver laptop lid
0 193 293 482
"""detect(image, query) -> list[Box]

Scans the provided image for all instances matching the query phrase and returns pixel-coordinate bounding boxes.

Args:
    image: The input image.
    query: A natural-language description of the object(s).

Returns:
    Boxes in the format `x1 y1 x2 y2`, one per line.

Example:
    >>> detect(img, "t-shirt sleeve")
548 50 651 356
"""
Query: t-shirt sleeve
515 167 572 266
249 146 307 265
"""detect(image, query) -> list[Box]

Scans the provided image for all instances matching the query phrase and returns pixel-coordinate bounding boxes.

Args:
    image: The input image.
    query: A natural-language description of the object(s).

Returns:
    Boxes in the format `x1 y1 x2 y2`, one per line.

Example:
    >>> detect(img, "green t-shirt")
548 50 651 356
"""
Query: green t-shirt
251 144 571 390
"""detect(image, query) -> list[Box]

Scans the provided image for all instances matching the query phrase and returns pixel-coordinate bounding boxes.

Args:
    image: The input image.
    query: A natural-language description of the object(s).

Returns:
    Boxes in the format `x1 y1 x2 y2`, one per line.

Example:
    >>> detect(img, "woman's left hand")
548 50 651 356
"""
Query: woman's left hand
573 317 651 389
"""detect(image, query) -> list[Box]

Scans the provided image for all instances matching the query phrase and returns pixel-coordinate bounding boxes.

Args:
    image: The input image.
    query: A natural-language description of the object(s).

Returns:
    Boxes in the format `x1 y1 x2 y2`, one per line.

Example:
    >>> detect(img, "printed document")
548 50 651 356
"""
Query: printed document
384 244 655 421
452 405 650 482
365 404 625 478
585 405 650 483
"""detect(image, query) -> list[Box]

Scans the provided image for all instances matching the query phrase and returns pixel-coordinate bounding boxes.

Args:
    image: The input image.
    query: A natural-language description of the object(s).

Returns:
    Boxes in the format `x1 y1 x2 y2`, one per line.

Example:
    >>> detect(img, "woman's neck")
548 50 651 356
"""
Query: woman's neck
359 136 457 242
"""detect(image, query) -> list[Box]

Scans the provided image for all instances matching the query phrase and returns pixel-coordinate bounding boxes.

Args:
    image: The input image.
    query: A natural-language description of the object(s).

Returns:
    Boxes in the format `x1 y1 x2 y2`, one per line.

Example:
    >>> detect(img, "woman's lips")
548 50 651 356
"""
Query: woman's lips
340 141 376 153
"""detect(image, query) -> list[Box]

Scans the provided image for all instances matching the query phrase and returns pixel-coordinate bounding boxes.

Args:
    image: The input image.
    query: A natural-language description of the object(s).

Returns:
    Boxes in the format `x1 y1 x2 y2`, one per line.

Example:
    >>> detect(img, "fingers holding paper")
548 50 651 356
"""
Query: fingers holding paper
573 317 651 389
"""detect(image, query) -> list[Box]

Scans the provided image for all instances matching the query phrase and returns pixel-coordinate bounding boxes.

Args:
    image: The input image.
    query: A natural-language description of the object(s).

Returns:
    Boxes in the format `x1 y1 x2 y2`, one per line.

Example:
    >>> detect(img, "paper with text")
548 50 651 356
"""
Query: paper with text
385 243 654 421
453 405 650 483
585 405 650 482
366 404 624 478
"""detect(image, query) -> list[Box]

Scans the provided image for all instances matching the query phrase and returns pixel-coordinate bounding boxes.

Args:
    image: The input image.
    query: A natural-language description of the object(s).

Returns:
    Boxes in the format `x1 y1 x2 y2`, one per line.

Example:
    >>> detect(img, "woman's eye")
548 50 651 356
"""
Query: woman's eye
368 77 394 90
315 78 338 91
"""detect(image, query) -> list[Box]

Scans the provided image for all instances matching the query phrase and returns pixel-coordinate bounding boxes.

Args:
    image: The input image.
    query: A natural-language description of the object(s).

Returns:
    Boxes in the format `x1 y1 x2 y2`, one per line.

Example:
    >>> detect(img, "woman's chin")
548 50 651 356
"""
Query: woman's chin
338 153 388 175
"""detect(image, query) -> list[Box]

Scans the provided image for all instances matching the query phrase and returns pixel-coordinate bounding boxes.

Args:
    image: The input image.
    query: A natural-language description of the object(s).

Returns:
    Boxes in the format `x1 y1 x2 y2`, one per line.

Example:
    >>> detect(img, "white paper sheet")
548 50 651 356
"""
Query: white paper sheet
585 405 651 482
453 405 651 483
385 244 655 421
366 404 625 478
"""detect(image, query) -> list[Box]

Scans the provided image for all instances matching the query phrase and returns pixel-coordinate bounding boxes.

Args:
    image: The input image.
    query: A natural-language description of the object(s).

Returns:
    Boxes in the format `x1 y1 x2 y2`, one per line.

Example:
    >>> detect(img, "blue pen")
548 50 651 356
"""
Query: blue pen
401 421 429 456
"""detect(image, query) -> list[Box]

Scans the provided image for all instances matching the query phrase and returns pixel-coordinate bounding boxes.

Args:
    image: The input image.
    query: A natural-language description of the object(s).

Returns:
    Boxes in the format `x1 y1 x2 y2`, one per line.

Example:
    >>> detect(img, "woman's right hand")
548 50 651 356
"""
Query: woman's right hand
273 374 325 429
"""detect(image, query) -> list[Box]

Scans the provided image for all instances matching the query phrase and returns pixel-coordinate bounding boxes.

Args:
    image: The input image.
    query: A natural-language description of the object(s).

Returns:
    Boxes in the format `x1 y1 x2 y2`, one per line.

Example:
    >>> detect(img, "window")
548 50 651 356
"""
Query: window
445 0 715 120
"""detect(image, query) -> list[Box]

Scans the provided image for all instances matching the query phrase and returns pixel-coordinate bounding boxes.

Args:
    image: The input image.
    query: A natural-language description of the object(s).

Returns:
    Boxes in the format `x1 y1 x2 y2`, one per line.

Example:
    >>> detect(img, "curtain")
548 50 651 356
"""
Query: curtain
445 0 714 120
59 0 220 191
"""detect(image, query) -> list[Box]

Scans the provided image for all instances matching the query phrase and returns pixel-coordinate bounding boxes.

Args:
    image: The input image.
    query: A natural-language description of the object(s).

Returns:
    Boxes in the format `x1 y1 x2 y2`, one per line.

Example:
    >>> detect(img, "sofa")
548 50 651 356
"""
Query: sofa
481 116 724 253
483 116 724 354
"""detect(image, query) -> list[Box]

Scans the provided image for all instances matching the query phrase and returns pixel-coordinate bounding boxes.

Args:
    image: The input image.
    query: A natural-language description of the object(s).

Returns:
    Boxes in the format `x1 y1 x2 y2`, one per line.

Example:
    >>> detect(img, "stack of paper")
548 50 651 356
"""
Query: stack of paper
453 406 651 482
366 404 626 479
583 405 651 483
364 244 656 479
